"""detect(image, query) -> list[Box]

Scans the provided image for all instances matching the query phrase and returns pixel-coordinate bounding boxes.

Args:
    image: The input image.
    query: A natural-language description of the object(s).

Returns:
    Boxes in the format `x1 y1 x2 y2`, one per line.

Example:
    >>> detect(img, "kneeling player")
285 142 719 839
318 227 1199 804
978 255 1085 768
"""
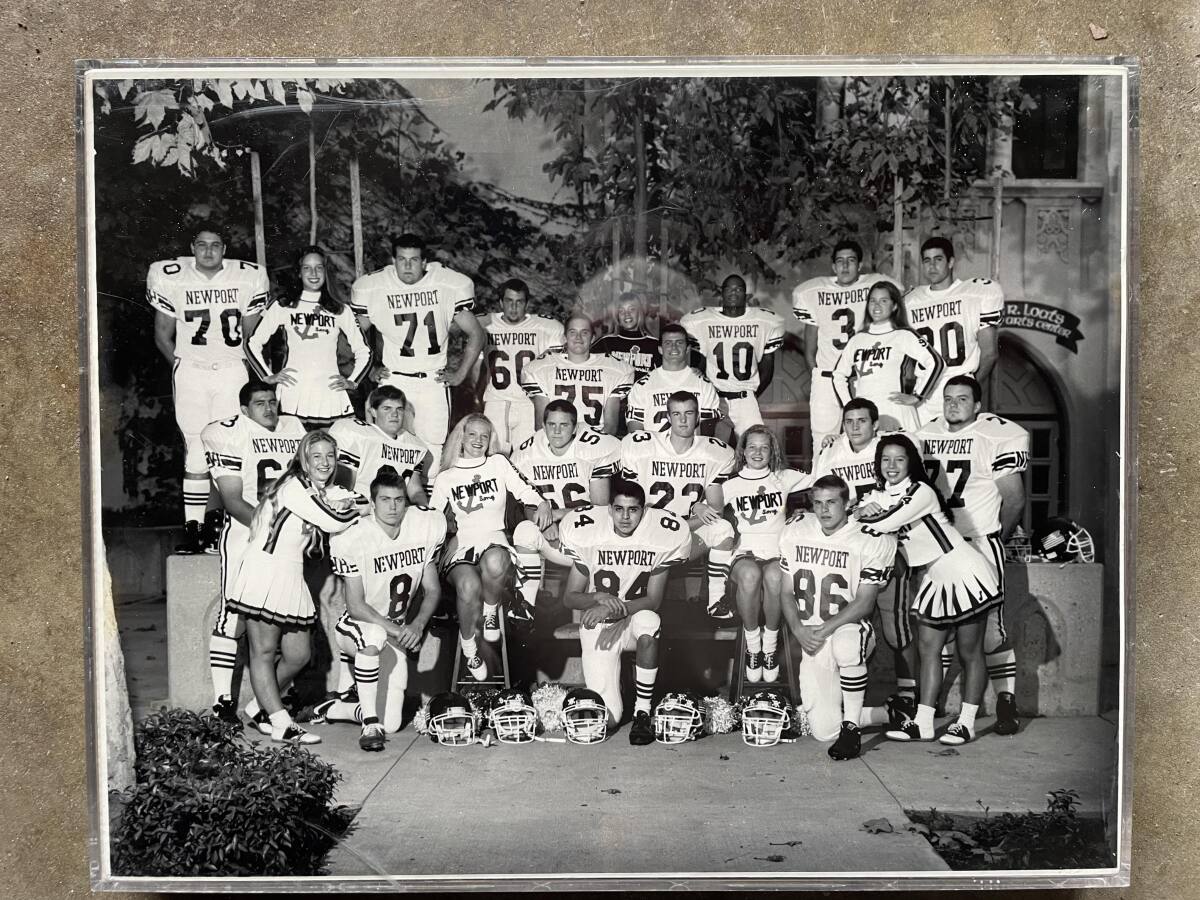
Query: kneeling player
559 480 692 745
324 468 447 750
779 475 898 760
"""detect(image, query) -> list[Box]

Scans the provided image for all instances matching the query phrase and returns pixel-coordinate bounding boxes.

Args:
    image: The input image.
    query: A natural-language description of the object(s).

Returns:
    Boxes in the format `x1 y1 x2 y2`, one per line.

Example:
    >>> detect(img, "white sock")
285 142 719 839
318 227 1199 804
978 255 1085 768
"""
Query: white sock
515 550 543 608
762 628 779 655
744 627 762 654
208 634 238 702
957 702 979 732
183 474 209 524
841 664 869 728
635 665 657 714
245 697 261 718
707 547 732 608
460 635 478 659
268 709 291 731
336 652 355 694
986 650 1017 696
354 653 380 725
915 703 936 737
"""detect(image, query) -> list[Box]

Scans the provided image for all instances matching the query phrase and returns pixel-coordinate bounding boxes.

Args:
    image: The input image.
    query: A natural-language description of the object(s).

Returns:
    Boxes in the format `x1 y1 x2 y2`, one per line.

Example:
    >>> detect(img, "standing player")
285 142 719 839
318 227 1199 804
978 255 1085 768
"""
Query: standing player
778 475 898 760
619 391 738 620
510 400 620 613
330 385 432 505
625 323 721 433
592 291 661 381
905 236 1004 423
148 223 270 552
350 234 484 474
246 246 371 430
324 468 447 751
681 274 784 437
521 314 635 436
201 380 307 724
792 240 904 452
559 480 692 744
478 278 564 453
915 375 1030 735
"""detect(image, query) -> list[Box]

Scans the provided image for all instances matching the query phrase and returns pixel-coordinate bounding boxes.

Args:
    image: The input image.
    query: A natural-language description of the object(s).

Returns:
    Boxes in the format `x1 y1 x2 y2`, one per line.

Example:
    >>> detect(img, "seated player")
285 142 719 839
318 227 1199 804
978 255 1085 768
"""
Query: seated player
429 414 552 680
330 385 432 505
201 380 307 724
510 399 620 614
321 468 447 751
625 323 721 434
619 391 738 620
520 313 635 436
559 480 692 745
722 425 807 684
778 475 898 760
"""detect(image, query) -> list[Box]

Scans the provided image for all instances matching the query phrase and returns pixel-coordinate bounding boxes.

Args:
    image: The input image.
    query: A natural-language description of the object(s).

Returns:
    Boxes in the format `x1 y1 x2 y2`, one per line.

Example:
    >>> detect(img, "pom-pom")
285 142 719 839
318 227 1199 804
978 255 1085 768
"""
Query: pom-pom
791 704 812 737
460 687 501 728
531 682 568 733
701 695 737 735
412 703 430 735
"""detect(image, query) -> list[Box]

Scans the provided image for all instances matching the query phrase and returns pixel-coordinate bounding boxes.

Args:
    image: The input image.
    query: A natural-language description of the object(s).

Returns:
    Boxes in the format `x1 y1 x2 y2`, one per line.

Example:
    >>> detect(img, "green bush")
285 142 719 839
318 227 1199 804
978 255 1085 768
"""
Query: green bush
112 708 354 877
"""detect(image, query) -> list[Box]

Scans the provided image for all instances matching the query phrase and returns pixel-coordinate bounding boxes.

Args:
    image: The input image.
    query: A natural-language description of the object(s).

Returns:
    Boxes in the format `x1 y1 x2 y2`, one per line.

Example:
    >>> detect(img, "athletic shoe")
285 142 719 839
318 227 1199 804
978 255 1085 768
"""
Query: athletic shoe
939 722 974 745
272 723 321 745
994 692 1020 735
761 650 780 683
465 654 488 681
211 697 242 728
629 710 655 746
337 685 360 705
706 599 735 621
885 693 917 730
303 697 338 725
885 719 933 742
828 721 862 760
249 709 273 736
482 610 502 642
506 597 535 623
175 521 206 554
744 650 763 683
201 510 224 555
359 722 386 752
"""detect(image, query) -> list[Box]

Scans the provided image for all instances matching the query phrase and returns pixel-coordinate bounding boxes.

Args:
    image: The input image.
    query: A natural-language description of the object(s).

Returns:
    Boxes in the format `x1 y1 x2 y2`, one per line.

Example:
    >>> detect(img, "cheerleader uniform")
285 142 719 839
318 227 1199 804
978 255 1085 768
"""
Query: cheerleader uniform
722 466 808 562
831 323 944 432
227 475 360 627
857 478 1000 626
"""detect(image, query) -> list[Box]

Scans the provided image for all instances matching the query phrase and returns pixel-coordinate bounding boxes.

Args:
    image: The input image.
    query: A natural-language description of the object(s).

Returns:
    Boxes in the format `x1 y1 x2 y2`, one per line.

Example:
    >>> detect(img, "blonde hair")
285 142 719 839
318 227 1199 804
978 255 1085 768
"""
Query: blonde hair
735 425 786 473
252 429 339 557
440 413 499 472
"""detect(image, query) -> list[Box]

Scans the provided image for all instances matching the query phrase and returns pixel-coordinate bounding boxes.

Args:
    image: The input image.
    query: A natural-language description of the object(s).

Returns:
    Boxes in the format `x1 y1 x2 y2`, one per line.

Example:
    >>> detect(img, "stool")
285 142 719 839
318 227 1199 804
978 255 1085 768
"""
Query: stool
449 608 512 692
728 627 798 706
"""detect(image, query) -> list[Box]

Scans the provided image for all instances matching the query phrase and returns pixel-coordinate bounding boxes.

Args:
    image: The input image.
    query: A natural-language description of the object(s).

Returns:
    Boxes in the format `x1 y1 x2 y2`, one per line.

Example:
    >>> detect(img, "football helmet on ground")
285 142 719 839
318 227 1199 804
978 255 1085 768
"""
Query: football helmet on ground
654 691 704 744
489 687 538 744
741 690 791 747
562 687 608 744
427 691 476 745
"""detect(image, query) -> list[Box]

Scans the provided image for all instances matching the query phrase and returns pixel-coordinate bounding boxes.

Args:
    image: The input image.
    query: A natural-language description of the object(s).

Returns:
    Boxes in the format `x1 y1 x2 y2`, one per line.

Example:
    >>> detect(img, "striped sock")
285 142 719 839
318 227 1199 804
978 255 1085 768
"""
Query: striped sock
941 649 954 678
634 665 658 715
896 677 917 701
208 635 238 703
515 550 543 609
183 475 209 524
986 649 1017 696
706 547 732 609
353 653 380 726
336 652 355 695
841 664 869 727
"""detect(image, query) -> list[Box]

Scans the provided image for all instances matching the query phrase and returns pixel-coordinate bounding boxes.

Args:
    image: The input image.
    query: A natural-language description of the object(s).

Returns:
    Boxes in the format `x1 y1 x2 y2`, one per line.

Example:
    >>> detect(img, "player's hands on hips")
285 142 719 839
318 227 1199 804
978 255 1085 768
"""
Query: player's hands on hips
690 501 721 525
266 368 298 386
595 617 630 651
328 374 356 392
533 501 553 530
796 624 825 655
888 392 921 407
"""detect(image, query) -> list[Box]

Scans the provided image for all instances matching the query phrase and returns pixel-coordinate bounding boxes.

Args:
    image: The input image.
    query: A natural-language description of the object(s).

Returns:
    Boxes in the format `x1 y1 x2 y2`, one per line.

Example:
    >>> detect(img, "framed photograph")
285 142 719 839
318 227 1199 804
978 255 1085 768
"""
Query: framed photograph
81 58 1136 890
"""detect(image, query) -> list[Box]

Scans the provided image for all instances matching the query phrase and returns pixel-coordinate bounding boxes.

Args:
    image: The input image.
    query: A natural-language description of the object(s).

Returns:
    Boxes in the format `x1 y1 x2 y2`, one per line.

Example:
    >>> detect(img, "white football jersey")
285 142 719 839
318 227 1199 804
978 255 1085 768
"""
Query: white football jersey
520 352 635 430
619 430 735 518
246 475 360 559
626 366 722 431
723 467 808 540
201 412 307 509
680 306 785 394
831 326 944 409
511 427 620 510
429 454 544 536
778 514 896 625
330 507 447 620
858 479 966 567
329 418 433 496
904 277 1004 377
481 312 565 404
914 414 1030 538
146 257 270 363
350 261 474 374
791 273 904 371
809 436 882 502
560 505 691 601
246 294 371 387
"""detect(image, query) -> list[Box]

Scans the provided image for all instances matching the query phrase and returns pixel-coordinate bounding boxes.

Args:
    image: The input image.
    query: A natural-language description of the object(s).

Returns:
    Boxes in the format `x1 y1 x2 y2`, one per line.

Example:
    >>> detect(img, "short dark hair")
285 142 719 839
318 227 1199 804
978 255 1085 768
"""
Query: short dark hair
810 474 851 503
666 390 699 412
367 384 407 411
239 379 276 407
543 398 578 425
660 322 689 344
610 478 645 507
944 374 983 403
832 239 862 263
920 236 955 260
390 233 426 257
190 221 226 243
843 397 879 423
721 274 746 292
370 465 408 501
498 278 529 302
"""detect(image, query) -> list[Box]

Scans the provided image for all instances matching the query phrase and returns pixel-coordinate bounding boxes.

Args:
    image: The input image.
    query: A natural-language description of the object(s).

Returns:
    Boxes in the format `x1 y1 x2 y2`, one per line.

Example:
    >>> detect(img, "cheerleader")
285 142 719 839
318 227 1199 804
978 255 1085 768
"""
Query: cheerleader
246 245 372 430
831 281 944 432
227 429 361 744
721 426 807 684
854 434 1000 745
430 414 552 680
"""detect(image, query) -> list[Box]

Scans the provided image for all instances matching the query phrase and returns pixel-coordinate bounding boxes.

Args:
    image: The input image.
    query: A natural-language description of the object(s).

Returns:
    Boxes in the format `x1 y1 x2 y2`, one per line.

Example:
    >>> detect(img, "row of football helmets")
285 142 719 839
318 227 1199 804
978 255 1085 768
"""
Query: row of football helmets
421 687 803 748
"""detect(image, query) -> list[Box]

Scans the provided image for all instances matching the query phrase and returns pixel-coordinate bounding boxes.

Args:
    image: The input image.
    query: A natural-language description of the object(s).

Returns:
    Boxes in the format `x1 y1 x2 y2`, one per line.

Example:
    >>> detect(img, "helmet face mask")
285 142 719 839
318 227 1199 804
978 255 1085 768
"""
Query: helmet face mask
742 692 790 746
1034 517 1096 563
428 692 476 746
562 687 608 744
654 692 703 744
490 689 538 744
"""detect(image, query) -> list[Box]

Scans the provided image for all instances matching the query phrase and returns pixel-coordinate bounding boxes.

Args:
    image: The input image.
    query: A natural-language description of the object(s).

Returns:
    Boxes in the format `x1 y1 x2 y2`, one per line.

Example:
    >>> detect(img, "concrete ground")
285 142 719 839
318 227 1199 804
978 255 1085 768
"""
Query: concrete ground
116 593 1119 881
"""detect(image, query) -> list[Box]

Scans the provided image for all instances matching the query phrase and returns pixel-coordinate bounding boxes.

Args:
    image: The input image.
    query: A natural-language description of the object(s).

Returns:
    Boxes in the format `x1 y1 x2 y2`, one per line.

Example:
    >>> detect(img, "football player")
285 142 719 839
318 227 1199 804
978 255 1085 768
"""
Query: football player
330 385 432 505
350 233 484 476
323 468 447 751
625 323 721 434
201 380 307 724
619 391 738 620
905 236 1004 423
510 400 620 613
148 222 270 552
477 278 565 453
914 375 1030 735
520 313 635 435
559 479 692 744
592 291 661 381
792 240 904 453
778 475 898 760
681 274 784 438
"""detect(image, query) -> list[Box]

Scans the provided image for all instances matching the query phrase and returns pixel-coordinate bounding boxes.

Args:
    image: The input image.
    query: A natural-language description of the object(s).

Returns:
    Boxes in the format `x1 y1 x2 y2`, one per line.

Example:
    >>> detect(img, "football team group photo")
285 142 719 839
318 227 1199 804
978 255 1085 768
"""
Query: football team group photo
85 64 1130 884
